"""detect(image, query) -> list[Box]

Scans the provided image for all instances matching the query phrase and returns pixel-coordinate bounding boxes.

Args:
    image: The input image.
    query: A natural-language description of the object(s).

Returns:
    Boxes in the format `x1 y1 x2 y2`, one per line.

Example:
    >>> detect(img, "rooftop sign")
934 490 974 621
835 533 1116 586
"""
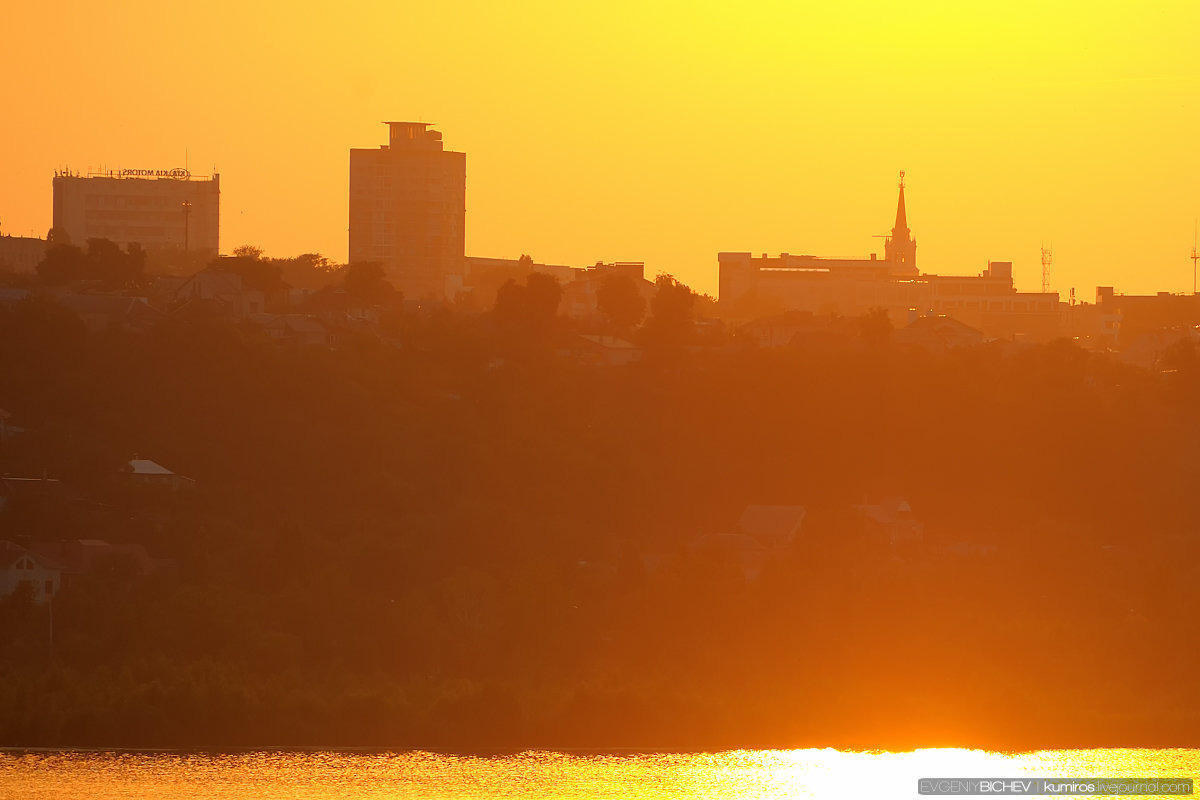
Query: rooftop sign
119 168 190 179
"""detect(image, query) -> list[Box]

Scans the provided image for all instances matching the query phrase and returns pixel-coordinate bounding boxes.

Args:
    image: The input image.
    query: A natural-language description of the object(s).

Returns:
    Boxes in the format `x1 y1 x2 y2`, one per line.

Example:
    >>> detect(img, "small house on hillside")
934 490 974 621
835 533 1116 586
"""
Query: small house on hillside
853 496 924 547
895 314 986 352
154 271 266 321
124 458 195 491
734 504 807 548
0 539 61 603
56 293 166 333
255 314 334 347
560 334 642 367
29 539 165 586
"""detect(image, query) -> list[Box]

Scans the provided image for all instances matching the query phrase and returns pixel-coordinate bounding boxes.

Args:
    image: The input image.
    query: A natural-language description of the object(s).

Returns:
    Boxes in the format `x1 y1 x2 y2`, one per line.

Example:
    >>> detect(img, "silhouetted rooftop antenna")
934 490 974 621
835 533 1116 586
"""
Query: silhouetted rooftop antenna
1040 245 1052 294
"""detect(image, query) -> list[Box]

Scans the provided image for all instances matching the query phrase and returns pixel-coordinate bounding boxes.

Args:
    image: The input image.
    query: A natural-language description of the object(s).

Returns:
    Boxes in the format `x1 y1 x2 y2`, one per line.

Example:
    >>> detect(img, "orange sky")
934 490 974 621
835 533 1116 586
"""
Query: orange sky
3 1 1199 298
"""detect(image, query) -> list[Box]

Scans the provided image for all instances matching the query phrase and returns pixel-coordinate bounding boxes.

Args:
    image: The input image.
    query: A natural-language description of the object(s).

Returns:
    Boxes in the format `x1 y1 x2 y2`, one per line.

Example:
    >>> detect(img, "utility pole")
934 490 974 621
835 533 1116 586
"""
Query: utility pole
1191 220 1198 295
182 201 193 259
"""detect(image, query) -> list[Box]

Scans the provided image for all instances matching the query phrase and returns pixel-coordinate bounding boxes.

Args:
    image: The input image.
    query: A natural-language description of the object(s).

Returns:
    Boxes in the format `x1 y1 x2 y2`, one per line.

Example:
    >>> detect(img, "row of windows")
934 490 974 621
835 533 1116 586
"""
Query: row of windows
938 300 1056 313
83 195 207 209
85 226 172 239
79 210 193 222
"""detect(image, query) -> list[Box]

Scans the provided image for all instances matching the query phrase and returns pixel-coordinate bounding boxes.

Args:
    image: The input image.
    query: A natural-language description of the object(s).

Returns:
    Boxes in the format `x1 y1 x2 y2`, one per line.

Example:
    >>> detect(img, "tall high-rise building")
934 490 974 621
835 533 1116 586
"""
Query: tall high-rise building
348 122 466 300
52 169 219 263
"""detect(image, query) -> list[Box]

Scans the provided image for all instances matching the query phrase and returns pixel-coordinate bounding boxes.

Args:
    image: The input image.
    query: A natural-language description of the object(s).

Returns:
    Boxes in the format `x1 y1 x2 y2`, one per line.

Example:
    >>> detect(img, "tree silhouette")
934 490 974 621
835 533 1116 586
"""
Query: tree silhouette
644 273 695 346
232 244 264 260
35 244 85 285
210 252 285 294
858 307 893 347
524 271 563 322
45 227 71 246
344 261 393 302
596 273 646 335
279 253 343 290
85 239 145 287
493 272 562 338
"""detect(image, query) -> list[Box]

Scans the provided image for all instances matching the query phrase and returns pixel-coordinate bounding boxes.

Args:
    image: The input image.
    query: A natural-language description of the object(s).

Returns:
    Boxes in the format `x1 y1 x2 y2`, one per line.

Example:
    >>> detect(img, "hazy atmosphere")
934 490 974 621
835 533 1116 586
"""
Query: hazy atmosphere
3 2 1200 798
3 2 1199 295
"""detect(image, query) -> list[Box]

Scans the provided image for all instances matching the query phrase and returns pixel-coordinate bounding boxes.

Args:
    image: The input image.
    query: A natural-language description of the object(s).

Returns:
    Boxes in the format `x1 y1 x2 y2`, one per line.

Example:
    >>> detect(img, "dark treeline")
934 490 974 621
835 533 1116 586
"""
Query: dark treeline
1 295 1199 751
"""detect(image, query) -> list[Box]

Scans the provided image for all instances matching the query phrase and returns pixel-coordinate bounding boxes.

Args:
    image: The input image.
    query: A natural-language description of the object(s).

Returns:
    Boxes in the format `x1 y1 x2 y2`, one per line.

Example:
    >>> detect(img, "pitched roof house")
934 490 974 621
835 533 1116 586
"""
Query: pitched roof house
0 539 61 603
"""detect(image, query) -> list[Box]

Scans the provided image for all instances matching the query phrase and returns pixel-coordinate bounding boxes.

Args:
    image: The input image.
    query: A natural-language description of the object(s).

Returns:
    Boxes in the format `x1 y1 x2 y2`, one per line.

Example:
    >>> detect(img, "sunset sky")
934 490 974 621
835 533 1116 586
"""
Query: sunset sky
3 1 1199 298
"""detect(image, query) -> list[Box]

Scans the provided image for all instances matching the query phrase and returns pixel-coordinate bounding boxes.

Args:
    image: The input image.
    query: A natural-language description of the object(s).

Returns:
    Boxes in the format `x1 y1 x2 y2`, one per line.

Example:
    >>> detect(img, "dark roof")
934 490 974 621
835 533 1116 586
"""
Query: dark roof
735 505 807 540
27 539 157 575
0 475 65 500
56 293 167 326
0 539 63 570
903 314 984 336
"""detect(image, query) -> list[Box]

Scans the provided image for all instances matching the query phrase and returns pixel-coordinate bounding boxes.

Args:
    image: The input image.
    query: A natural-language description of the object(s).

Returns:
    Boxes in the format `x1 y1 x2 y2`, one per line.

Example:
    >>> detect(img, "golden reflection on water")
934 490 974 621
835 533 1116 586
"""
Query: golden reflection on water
0 748 1195 799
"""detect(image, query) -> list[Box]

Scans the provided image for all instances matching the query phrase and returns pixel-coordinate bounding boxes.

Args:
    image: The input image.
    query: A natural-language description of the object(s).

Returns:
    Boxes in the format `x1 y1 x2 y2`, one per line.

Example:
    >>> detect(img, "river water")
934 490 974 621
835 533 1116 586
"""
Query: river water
0 748 1195 799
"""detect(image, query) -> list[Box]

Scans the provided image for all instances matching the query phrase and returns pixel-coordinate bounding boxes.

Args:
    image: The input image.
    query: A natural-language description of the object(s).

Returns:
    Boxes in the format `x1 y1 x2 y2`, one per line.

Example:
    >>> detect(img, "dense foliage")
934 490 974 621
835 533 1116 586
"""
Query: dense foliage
1 298 1198 750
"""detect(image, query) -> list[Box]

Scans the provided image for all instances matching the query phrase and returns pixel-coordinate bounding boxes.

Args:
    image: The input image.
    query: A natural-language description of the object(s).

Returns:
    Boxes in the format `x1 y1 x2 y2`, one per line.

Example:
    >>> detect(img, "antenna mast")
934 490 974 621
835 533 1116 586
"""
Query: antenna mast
1191 220 1198 295
1040 245 1052 294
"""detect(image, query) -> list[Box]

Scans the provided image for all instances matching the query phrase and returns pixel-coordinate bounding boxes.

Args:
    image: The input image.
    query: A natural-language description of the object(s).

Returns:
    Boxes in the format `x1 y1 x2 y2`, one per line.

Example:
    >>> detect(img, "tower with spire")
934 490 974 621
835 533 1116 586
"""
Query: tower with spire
884 170 917 275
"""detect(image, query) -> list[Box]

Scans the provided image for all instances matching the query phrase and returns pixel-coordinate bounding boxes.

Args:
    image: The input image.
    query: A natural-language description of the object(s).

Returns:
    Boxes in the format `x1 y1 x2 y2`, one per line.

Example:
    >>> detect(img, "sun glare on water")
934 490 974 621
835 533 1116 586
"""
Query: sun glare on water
1 748 1196 799
655 747 1020 799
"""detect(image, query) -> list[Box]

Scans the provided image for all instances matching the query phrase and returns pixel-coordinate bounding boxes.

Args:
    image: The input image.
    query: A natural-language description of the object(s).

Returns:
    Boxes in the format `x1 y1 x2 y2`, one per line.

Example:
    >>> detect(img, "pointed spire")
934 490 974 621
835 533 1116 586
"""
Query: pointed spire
893 170 908 235
884 171 916 274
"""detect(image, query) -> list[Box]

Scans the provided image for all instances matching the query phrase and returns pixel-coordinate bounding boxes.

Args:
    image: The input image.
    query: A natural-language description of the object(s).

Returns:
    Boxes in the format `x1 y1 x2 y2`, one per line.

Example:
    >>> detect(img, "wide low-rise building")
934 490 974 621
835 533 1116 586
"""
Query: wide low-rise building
0 235 47 273
719 176 1061 340
52 168 219 264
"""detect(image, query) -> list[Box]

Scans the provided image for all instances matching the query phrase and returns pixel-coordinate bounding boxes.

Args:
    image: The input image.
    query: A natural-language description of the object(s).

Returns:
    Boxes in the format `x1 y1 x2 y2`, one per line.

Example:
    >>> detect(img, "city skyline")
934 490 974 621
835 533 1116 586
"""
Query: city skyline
5 0 1200 777
2 3 1199 300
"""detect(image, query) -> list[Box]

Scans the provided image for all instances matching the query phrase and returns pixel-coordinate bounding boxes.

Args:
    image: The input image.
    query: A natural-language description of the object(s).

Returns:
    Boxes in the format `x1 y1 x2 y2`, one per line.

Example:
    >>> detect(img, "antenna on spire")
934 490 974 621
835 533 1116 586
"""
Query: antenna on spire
899 170 905 189
1041 244 1052 294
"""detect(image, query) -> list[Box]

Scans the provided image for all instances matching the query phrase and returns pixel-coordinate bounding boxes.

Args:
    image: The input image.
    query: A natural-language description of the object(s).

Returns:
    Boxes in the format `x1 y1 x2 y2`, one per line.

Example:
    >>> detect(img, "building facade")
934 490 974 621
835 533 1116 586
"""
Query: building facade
349 122 466 300
0 235 47 273
52 169 219 263
719 176 1061 340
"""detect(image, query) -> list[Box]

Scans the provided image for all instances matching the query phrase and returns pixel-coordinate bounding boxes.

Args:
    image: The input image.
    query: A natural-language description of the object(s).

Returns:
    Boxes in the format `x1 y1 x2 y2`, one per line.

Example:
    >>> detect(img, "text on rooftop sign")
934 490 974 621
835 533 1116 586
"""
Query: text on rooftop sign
120 168 190 179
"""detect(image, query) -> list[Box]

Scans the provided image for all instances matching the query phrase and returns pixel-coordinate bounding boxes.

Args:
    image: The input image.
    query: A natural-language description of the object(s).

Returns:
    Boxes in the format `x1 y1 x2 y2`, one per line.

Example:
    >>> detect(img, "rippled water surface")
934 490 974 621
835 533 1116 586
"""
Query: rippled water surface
0 748 1195 799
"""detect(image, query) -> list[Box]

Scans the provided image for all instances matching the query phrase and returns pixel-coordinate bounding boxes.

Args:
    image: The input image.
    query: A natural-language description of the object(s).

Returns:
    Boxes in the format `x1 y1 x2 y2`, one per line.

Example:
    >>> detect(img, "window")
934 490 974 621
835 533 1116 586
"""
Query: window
45 581 53 596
